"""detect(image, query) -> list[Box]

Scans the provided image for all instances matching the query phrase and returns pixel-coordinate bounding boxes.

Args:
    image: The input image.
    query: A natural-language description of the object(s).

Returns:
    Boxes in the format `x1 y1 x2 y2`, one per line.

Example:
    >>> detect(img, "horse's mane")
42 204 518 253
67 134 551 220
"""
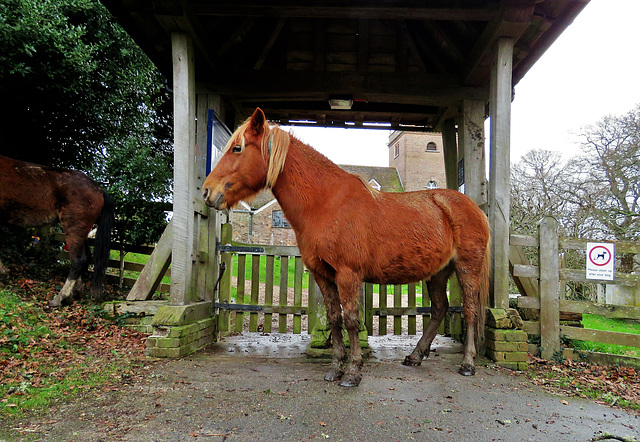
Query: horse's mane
224 117 290 189
224 116 378 198
355 175 381 198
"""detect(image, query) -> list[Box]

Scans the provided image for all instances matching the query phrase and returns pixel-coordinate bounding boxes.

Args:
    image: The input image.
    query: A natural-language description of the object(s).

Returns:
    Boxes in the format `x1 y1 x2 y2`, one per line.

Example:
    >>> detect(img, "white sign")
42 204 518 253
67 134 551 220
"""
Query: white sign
586 242 615 280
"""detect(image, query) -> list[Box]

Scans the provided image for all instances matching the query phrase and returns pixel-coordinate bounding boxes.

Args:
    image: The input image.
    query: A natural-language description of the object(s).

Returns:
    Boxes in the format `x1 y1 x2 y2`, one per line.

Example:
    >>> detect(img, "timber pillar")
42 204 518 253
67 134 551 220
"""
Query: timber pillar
146 32 220 357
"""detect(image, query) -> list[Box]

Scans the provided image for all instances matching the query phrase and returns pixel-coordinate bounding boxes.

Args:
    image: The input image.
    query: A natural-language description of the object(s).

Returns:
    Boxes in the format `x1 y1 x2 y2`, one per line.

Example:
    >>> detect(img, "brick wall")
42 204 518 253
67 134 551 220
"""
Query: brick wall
233 202 297 245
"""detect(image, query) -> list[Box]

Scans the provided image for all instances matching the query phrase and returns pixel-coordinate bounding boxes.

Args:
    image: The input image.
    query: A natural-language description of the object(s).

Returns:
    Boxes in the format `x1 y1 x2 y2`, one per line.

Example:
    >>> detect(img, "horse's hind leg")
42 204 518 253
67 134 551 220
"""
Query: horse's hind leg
314 273 347 382
0 256 7 283
456 266 482 376
403 263 454 366
49 235 89 308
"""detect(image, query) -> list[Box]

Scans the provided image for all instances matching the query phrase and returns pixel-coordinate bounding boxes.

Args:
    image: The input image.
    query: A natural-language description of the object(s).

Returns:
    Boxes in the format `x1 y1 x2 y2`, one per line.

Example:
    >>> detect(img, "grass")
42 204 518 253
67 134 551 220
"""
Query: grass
109 250 171 285
570 314 640 358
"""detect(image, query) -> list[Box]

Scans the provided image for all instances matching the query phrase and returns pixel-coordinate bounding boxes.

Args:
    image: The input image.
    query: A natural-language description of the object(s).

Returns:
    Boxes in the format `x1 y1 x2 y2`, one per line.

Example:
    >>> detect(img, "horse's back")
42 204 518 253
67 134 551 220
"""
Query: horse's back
368 189 489 280
0 155 104 228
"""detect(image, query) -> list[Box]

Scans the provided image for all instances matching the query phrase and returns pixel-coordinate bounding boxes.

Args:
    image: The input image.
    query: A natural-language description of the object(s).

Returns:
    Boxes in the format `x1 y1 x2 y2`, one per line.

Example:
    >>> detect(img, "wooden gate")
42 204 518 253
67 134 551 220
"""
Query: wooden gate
216 222 463 339
511 216 640 366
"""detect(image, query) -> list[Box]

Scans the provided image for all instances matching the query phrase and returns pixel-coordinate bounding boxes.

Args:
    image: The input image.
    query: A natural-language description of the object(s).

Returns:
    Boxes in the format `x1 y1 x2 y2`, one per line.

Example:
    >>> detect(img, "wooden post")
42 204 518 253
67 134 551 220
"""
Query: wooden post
195 94 222 302
441 119 458 191
441 118 464 337
539 216 560 360
264 255 275 333
170 32 197 305
488 38 514 309
279 256 289 333
460 99 487 208
364 282 373 335
218 222 233 333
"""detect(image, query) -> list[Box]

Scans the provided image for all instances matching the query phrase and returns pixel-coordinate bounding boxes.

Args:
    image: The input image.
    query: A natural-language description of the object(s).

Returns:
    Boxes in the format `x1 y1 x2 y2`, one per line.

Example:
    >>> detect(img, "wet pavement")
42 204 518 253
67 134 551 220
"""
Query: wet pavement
3 333 639 441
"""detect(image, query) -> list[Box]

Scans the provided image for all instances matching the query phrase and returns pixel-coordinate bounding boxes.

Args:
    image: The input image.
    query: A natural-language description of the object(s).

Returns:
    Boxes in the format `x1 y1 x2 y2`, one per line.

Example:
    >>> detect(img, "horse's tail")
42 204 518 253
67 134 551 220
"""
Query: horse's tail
91 191 115 300
476 235 491 347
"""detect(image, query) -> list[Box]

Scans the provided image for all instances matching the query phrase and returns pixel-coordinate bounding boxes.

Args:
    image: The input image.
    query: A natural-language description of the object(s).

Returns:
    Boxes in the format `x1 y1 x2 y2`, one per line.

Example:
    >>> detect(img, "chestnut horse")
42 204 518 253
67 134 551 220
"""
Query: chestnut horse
0 155 114 307
202 108 490 387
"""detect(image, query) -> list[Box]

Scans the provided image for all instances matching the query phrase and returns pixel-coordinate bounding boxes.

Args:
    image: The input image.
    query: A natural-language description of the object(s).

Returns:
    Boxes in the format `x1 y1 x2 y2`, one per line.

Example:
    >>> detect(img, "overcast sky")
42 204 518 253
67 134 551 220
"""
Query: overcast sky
283 0 640 168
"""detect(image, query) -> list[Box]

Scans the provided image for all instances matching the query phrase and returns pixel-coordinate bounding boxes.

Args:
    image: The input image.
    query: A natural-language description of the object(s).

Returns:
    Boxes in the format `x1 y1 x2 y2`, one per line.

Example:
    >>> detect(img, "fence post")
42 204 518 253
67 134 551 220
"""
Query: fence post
539 216 560 360
218 222 233 333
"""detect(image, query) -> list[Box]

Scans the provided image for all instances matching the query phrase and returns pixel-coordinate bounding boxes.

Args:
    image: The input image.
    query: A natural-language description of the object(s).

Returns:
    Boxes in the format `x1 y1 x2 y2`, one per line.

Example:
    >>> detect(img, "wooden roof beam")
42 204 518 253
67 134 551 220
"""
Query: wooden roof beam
189 1 499 21
463 0 536 86
201 72 487 105
152 1 220 75
253 18 287 70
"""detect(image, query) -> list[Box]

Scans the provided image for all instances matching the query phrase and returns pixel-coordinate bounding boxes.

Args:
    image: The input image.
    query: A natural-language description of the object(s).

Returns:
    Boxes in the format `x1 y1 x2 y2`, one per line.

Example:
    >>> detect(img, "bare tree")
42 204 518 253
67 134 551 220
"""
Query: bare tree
566 105 640 271
510 149 575 236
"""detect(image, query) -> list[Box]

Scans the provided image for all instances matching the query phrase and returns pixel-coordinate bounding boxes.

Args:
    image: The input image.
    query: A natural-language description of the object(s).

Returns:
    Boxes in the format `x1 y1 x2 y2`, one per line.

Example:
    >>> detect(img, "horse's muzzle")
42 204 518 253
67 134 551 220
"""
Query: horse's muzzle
202 188 227 210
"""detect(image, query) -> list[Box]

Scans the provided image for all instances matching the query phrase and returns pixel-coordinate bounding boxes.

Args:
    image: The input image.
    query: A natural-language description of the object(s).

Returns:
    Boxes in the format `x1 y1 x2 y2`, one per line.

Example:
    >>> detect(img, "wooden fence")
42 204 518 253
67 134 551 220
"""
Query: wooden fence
212 223 464 337
52 226 463 338
52 232 171 294
511 216 640 366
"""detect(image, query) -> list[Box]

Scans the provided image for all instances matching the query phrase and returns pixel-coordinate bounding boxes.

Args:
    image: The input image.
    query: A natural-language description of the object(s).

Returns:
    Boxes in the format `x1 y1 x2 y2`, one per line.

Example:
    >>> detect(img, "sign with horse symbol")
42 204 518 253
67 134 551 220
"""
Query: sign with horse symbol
586 242 615 281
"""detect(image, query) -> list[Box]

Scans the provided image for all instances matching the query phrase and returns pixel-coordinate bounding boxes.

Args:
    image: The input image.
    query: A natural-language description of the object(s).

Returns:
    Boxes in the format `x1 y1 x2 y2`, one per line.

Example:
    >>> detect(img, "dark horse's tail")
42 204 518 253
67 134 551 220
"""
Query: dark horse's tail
90 191 115 300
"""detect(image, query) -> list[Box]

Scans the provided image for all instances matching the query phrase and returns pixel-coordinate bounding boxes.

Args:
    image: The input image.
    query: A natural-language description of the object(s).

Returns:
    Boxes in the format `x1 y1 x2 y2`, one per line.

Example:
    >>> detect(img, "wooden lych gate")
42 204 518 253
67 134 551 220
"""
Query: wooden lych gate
100 1 591 358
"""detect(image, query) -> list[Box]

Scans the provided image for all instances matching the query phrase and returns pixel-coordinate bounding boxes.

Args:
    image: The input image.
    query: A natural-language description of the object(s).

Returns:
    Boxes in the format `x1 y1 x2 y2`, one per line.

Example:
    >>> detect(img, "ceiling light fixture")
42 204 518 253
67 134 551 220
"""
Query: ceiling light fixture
328 95 353 110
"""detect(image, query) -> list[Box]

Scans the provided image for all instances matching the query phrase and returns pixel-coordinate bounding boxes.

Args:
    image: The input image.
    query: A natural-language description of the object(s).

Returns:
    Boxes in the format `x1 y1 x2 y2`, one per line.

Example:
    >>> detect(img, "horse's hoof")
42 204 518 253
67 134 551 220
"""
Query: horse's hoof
458 364 476 376
402 356 422 366
339 373 362 387
324 368 343 382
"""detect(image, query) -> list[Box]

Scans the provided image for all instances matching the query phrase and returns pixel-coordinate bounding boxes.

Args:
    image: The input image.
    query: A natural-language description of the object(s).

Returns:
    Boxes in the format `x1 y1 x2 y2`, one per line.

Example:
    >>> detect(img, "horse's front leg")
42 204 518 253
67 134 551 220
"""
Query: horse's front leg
314 273 346 382
336 270 363 387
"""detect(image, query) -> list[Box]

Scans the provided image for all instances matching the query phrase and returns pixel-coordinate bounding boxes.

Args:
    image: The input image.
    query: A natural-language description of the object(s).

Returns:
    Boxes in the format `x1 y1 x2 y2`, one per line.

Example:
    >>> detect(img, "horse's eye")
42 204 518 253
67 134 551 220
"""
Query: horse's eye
231 144 244 153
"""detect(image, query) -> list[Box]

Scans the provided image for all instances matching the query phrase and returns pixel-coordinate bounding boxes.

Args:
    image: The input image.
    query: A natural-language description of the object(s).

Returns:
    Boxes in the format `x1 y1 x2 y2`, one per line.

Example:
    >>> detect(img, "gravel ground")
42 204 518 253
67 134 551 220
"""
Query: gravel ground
2 333 638 442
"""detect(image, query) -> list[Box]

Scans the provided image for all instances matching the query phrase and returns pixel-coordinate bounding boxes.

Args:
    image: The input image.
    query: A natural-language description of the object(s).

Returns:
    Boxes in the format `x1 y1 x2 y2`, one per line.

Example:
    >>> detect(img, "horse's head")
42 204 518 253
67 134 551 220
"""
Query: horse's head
202 108 285 210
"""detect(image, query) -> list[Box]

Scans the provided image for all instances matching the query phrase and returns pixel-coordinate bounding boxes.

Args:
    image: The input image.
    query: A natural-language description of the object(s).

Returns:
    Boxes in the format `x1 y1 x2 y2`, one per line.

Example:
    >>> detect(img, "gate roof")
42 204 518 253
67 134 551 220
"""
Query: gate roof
101 0 588 130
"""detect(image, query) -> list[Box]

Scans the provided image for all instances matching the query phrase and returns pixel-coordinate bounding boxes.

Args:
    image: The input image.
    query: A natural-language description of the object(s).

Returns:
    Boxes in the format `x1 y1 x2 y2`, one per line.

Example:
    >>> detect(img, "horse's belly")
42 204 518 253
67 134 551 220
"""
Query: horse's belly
364 249 451 285
0 202 58 227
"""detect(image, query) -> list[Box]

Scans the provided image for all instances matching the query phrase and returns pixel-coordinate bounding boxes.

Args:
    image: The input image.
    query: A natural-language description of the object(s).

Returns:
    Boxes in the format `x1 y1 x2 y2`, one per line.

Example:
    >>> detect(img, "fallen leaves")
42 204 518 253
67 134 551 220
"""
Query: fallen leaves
525 356 640 411
1 275 150 411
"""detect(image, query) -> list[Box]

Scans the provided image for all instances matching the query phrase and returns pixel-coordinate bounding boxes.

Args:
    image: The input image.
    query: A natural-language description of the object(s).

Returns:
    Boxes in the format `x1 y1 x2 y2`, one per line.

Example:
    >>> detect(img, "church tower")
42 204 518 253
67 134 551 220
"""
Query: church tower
388 131 446 192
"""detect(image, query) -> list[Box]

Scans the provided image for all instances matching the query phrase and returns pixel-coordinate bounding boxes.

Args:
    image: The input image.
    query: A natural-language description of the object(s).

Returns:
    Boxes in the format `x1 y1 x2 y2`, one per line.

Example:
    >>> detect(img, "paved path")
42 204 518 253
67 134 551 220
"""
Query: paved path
3 334 638 441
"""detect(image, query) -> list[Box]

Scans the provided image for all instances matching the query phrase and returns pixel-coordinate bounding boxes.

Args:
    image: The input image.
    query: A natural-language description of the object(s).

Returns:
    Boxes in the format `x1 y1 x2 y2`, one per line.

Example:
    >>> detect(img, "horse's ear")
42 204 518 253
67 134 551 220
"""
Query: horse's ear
249 108 266 135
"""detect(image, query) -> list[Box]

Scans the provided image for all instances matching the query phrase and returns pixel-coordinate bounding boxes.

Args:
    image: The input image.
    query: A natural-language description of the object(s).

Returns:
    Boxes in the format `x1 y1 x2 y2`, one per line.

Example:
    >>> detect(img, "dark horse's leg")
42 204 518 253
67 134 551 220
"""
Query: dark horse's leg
49 229 90 308
403 262 454 366
314 273 347 383
335 269 363 387
0 256 7 281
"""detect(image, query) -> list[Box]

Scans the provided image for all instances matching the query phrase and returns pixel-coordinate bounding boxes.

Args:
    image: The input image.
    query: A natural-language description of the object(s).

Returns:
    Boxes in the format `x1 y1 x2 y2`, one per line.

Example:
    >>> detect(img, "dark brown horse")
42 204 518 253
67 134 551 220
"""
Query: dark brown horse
202 108 490 387
0 155 114 307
